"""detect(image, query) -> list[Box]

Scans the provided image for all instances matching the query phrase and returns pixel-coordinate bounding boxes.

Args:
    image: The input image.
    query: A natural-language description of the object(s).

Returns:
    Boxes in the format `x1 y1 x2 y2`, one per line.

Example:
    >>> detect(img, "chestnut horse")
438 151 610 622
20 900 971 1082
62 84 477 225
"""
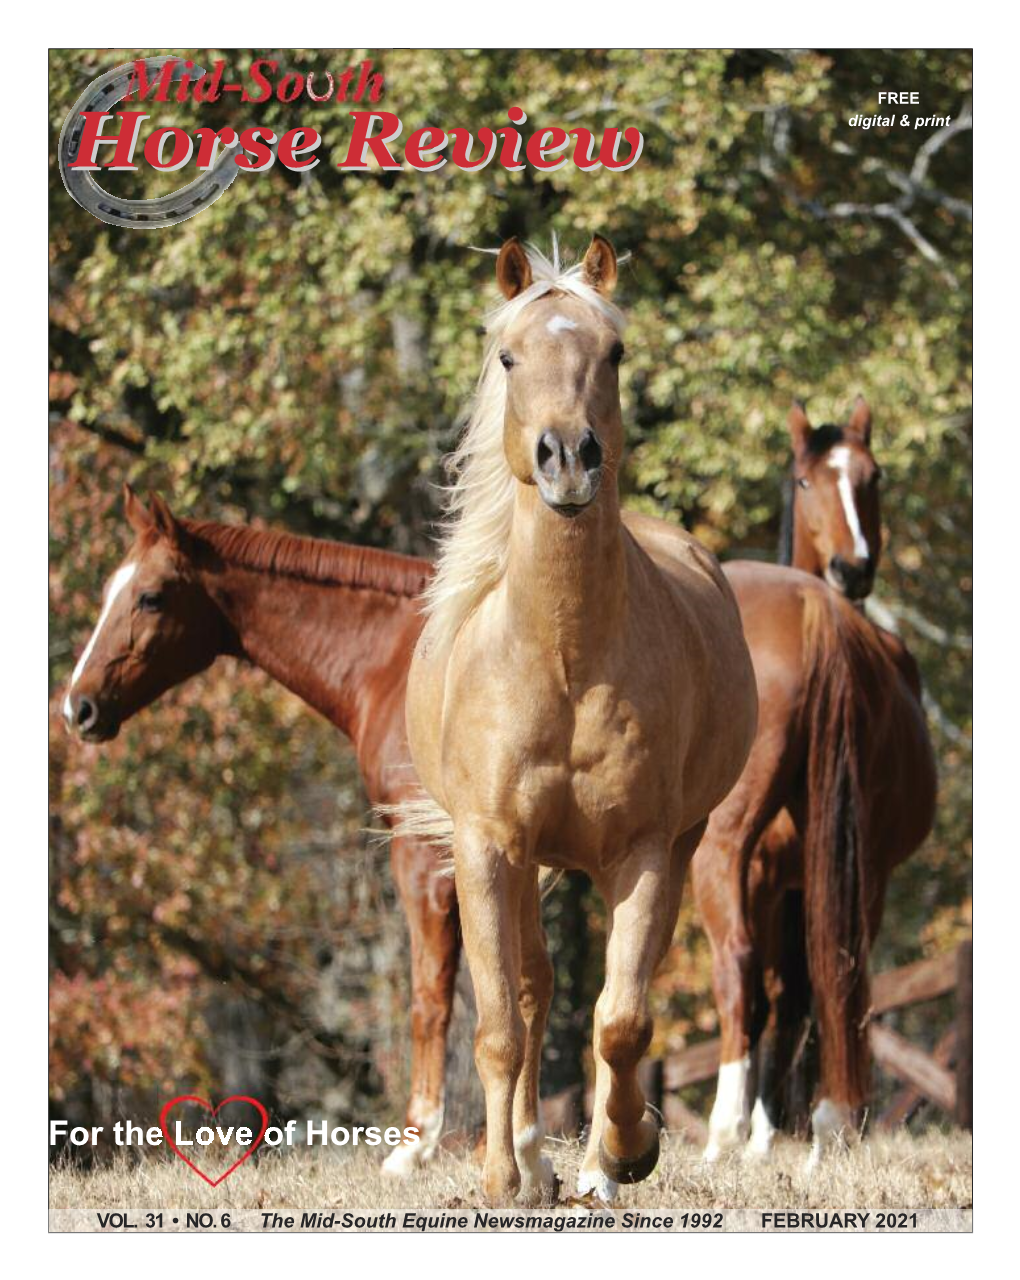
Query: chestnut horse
400 238 759 1205
62 485 452 1174
693 398 937 1167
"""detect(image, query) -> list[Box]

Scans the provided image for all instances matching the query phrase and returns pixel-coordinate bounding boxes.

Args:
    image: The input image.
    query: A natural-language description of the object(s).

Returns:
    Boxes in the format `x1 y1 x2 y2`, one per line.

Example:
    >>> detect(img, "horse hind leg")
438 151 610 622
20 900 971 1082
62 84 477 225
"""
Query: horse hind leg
697 848 756 1160
749 888 813 1160
512 875 558 1206
382 838 460 1176
805 874 887 1172
454 823 529 1205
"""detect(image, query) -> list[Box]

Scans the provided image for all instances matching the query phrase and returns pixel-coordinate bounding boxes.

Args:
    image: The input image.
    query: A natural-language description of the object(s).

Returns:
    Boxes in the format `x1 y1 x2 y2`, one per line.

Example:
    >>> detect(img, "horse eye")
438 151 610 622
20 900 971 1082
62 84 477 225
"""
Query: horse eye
499 350 514 371
609 342 625 366
797 477 811 490
139 591 164 613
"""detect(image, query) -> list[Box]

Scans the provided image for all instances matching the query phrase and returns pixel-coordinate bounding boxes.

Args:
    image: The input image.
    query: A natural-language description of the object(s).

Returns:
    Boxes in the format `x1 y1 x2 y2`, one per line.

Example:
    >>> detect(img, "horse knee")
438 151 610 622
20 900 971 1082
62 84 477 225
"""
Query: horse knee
475 1021 525 1082
599 1010 652 1074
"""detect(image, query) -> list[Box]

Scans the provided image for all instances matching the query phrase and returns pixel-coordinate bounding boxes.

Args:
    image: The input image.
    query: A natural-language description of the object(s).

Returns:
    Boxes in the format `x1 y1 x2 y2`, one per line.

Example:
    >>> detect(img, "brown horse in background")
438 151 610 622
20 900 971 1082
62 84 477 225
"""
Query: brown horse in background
62 485 454 1174
693 398 936 1168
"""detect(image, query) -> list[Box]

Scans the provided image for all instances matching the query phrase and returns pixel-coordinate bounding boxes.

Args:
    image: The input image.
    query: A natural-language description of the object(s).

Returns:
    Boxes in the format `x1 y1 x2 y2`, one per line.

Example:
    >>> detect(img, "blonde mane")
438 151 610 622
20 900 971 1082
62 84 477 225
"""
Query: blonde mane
421 242 625 652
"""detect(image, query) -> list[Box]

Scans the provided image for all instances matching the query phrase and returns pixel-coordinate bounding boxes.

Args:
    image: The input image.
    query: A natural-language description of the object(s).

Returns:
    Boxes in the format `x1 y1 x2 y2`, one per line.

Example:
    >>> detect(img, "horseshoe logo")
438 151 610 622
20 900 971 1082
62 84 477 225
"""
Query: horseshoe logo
57 56 241 229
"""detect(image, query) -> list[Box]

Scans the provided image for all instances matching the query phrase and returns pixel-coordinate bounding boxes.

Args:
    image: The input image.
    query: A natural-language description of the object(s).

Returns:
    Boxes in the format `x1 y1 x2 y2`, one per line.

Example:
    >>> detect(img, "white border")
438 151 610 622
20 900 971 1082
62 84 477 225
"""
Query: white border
8 6 998 1270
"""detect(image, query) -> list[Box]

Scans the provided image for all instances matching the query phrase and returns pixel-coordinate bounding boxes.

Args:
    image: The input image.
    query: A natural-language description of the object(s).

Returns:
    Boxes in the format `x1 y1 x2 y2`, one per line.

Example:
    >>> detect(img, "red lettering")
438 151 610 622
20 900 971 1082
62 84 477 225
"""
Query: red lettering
174 61 196 103
143 127 194 171
569 128 601 172
277 73 305 103
68 112 148 170
245 59 276 104
598 126 644 172
495 127 525 171
122 59 176 103
193 127 237 170
405 127 447 172
526 126 569 171
448 127 497 171
192 61 226 103
235 127 277 171
277 127 321 171
352 59 384 103
337 112 403 170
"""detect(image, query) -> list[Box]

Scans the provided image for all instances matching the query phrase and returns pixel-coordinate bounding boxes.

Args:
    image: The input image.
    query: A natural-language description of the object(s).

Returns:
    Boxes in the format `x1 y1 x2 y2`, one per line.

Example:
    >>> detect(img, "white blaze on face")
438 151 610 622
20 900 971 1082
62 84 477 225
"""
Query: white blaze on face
546 314 577 336
828 445 870 559
62 562 137 721
704 1054 752 1160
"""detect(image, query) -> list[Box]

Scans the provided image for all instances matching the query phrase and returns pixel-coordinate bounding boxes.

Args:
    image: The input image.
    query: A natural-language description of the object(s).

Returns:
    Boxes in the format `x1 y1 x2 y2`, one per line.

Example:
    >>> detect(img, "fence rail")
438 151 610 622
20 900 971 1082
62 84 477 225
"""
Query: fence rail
649 939 973 1143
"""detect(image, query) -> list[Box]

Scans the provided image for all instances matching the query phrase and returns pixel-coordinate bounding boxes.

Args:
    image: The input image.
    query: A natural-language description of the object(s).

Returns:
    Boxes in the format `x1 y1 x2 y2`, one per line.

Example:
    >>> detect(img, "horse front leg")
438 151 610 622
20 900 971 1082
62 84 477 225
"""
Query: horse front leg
584 825 703 1193
455 823 528 1205
382 836 460 1176
512 873 557 1205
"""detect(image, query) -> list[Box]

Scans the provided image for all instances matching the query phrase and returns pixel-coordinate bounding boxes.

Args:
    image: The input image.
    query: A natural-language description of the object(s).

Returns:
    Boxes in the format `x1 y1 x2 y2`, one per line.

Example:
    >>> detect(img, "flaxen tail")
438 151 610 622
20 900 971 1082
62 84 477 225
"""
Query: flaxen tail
799 589 882 1108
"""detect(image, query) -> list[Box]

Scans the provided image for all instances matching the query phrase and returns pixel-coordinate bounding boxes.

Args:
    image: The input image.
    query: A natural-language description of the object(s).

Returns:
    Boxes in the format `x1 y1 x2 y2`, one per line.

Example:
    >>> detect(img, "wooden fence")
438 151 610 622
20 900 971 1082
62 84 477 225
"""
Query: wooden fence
635 939 973 1145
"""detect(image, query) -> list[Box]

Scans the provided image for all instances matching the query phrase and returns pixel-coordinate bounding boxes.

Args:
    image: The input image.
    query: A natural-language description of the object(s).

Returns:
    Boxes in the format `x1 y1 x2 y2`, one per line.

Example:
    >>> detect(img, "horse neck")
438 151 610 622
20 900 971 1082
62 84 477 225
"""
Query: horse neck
196 558 415 744
505 481 627 671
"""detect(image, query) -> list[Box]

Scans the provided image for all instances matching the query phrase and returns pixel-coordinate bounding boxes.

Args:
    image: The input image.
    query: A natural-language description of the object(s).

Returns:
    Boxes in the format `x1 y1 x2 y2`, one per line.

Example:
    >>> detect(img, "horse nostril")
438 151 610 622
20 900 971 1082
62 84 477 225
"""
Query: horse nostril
536 430 559 474
76 696 98 730
829 556 849 583
579 428 603 473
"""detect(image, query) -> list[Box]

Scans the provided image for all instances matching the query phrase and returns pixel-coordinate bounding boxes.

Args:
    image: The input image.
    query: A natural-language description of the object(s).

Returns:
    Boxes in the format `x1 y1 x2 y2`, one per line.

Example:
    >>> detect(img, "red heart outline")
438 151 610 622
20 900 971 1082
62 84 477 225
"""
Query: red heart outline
159 1094 269 1187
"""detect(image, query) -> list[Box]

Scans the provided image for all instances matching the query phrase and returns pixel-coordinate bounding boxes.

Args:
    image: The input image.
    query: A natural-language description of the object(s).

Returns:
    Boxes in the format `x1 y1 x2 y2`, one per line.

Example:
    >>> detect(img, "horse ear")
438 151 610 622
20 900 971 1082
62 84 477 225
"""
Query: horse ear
147 491 184 549
788 401 813 459
847 395 873 445
123 483 153 535
496 237 533 300
580 234 618 296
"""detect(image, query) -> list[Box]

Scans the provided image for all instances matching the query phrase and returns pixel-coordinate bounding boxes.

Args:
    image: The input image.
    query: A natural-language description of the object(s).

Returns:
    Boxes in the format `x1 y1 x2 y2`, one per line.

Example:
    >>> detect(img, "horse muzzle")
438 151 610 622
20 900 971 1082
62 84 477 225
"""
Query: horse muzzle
826 555 875 601
63 691 120 743
534 427 603 516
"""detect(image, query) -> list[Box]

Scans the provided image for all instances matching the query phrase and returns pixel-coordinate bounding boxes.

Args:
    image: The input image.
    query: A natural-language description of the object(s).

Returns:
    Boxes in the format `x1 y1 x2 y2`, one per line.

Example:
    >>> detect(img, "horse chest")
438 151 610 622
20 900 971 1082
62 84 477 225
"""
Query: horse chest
517 677 671 853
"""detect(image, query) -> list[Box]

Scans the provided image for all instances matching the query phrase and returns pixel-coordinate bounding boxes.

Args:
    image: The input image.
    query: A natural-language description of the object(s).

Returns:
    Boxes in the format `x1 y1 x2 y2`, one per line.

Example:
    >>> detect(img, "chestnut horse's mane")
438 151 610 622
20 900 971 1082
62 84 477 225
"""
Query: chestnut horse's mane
420 242 625 651
182 519 431 600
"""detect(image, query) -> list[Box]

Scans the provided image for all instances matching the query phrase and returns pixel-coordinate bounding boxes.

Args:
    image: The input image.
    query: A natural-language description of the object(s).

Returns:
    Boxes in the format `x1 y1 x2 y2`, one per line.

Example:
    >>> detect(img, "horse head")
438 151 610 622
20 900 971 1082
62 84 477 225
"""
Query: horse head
787 397 882 600
495 235 624 518
62 486 224 741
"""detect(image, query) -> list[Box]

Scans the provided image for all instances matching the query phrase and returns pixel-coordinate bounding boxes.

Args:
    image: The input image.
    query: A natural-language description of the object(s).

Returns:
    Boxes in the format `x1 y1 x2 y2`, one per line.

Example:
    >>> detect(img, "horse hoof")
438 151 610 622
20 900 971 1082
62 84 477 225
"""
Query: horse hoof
597 1117 660 1185
381 1144 420 1177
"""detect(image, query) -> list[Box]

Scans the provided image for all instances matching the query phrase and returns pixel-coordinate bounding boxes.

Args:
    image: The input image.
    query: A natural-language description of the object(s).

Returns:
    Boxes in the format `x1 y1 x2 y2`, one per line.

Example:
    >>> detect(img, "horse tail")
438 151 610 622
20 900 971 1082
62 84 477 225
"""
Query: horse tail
378 794 563 893
799 588 877 1108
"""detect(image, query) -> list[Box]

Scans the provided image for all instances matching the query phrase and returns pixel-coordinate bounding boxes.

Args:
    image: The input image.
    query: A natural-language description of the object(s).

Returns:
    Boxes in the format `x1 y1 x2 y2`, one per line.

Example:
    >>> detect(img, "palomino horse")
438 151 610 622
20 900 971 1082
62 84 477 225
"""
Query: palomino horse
692 399 937 1167
400 237 759 1205
62 486 454 1174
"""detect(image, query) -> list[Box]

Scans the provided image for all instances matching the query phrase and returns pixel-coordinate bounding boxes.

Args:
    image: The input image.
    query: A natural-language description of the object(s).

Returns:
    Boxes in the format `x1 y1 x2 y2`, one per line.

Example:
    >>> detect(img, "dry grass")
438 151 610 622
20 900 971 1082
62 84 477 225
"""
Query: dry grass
49 1128 971 1232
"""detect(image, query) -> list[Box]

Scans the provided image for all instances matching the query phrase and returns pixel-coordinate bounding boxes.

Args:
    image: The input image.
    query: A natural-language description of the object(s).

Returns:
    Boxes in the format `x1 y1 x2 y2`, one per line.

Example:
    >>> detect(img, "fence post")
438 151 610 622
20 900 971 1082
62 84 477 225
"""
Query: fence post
955 940 972 1130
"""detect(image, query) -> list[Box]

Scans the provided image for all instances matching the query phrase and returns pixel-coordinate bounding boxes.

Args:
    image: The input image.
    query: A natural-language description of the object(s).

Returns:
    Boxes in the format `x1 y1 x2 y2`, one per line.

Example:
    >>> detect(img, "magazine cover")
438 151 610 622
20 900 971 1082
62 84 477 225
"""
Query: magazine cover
44 41 973 1239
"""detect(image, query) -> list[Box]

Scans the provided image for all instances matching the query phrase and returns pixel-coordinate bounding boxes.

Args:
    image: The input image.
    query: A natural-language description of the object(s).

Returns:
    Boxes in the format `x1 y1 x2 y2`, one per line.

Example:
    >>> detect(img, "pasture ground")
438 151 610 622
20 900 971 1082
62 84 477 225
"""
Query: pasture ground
49 1128 971 1232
